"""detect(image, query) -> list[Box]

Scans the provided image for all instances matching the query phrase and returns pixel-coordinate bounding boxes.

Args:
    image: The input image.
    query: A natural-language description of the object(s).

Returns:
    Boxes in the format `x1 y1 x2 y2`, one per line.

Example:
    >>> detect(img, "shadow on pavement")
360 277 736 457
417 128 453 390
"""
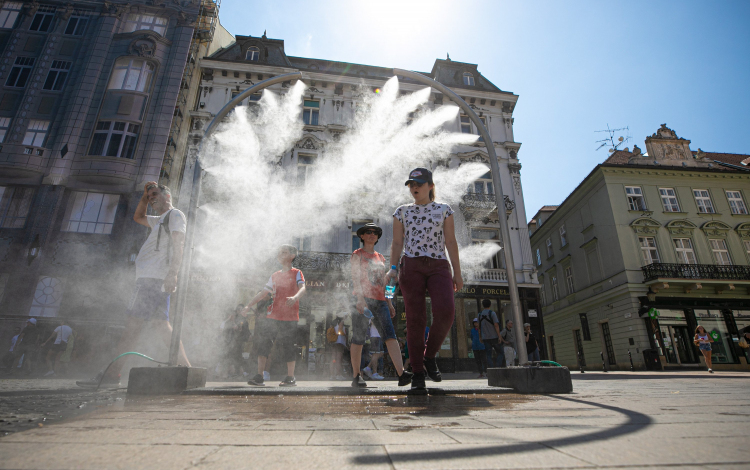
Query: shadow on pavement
352 395 652 465
572 373 749 380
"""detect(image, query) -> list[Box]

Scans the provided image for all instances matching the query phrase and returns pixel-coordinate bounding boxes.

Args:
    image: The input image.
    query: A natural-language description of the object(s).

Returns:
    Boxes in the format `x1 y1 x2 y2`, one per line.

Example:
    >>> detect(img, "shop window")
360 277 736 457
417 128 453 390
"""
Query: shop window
673 238 697 264
548 335 557 362
709 239 732 265
302 100 319 126
601 322 616 365
0 117 10 143
694 309 737 364
29 5 55 32
693 189 715 213
559 225 567 247
88 121 140 159
297 154 315 186
546 238 553 258
625 186 646 211
43 60 71 91
0 186 34 228
245 46 260 61
123 13 167 36
659 188 680 212
638 237 660 265
0 2 22 29
28 276 63 317
5 56 35 88
351 219 373 251
64 11 90 35
61 191 119 234
726 191 748 215
108 58 154 92
564 265 574 295
22 120 49 147
462 72 475 86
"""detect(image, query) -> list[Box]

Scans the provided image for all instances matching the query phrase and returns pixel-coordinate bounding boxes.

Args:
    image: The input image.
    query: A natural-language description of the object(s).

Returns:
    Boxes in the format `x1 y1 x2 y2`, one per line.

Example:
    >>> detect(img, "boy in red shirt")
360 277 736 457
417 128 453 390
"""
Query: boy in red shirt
242 245 306 386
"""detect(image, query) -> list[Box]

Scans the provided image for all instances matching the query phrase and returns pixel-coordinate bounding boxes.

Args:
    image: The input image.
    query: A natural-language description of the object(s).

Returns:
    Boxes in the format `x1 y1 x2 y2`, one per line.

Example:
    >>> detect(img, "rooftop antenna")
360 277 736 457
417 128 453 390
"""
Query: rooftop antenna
595 124 631 153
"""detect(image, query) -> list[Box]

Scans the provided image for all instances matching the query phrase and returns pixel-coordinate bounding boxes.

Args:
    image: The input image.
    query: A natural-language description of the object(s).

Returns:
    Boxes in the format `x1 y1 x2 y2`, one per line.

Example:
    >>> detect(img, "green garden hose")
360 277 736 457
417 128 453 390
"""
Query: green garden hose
538 360 563 367
96 352 170 390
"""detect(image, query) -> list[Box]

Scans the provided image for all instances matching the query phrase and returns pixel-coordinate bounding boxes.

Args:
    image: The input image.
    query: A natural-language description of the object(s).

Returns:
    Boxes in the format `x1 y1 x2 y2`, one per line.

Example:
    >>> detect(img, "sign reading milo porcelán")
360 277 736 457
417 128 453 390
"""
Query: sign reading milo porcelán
455 285 510 298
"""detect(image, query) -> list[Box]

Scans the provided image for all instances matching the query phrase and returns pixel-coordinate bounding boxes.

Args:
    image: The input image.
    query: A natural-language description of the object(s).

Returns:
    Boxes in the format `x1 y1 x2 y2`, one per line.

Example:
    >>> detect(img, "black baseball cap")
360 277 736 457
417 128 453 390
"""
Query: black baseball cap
404 167 433 186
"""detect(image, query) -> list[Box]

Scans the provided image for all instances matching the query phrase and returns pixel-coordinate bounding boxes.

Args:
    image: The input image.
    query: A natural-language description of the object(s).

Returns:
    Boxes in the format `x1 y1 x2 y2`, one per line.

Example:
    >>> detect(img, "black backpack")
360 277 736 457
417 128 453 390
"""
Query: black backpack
478 310 496 329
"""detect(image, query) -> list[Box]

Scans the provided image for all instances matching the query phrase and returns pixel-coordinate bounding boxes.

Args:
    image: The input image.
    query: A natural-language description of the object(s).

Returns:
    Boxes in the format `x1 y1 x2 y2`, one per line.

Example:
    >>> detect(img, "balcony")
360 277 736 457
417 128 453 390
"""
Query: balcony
461 192 497 210
642 262 750 295
467 268 507 283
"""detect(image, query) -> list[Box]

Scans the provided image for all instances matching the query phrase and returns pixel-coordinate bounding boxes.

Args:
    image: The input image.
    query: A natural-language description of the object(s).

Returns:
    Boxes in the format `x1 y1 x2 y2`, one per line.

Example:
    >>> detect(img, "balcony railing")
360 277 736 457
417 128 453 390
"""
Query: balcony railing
461 192 497 209
467 268 507 282
642 263 750 282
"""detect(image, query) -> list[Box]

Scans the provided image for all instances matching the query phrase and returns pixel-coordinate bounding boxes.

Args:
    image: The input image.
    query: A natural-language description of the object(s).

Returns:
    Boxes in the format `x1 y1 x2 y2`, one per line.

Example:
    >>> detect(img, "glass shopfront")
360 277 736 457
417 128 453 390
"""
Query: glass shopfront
655 310 698 365
735 311 750 363
694 310 737 364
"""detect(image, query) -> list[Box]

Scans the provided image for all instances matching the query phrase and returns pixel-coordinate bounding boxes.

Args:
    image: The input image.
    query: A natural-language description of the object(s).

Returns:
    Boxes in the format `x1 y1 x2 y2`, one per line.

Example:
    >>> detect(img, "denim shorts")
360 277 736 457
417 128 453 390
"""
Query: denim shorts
699 343 712 352
127 278 170 321
351 297 397 345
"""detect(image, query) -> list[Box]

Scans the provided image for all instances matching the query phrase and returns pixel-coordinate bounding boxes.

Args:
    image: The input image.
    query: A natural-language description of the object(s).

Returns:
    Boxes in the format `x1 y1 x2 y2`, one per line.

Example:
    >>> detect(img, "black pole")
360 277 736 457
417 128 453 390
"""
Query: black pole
601 351 607 372
628 350 635 372
578 351 585 373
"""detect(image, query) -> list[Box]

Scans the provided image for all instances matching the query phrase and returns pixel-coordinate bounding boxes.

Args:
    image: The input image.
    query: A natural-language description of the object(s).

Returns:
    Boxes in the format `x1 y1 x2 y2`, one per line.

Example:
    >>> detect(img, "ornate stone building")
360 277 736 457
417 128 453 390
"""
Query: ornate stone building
177 33 542 372
530 125 750 371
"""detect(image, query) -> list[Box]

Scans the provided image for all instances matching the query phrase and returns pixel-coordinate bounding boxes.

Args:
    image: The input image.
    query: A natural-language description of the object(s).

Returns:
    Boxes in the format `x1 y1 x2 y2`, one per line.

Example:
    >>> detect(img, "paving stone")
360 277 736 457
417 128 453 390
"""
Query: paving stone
198 445 392 470
308 429 456 446
158 429 312 446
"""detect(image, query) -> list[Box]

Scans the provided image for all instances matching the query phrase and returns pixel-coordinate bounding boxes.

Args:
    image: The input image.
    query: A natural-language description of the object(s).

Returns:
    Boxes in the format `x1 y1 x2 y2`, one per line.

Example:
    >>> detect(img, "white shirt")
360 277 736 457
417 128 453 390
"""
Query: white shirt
9 334 19 352
135 209 187 280
53 325 73 344
393 202 454 259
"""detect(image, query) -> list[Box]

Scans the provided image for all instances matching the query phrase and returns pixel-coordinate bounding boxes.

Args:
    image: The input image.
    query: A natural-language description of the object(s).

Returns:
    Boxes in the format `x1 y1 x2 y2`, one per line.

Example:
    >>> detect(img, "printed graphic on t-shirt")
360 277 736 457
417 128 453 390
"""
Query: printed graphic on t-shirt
393 202 454 259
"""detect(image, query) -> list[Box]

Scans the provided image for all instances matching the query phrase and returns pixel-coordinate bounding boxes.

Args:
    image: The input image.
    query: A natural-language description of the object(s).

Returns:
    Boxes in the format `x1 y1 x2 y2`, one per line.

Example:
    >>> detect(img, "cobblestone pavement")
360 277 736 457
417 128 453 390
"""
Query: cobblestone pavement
0 372 749 469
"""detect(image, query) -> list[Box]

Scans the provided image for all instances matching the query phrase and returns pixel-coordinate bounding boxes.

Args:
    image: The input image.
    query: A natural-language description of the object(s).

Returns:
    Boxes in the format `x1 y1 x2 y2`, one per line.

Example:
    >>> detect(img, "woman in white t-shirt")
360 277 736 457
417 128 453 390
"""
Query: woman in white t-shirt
387 167 463 392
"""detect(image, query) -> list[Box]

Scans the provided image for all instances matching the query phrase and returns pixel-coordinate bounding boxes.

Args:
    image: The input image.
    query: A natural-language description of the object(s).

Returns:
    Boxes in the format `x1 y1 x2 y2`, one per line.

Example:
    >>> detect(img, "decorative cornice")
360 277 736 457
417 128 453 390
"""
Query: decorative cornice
666 219 697 236
736 222 750 239
630 217 661 236
701 220 731 238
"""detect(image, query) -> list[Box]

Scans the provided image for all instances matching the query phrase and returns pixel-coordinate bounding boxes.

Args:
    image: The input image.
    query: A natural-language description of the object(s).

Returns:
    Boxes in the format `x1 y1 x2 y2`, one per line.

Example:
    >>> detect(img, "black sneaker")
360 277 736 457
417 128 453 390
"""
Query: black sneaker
397 370 413 386
76 372 120 389
351 374 367 388
410 372 427 394
247 374 265 386
424 357 442 382
279 376 297 387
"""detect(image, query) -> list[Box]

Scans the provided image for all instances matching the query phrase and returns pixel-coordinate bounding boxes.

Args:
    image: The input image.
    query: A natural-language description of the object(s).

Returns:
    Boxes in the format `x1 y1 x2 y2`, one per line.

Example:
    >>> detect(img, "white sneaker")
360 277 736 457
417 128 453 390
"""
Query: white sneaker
363 366 373 378
44 370 55 377
371 372 385 380
263 371 270 381
708 368 713 373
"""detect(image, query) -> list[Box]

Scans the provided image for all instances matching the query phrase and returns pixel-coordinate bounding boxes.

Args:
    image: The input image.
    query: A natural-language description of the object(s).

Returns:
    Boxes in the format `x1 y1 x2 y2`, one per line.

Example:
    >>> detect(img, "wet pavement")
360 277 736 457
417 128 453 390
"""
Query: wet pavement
0 372 749 469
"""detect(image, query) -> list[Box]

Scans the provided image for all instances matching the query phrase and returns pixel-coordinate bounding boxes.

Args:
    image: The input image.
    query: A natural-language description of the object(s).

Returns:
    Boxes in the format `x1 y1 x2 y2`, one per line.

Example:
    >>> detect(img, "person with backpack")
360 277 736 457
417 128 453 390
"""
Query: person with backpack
477 299 504 368
77 182 190 388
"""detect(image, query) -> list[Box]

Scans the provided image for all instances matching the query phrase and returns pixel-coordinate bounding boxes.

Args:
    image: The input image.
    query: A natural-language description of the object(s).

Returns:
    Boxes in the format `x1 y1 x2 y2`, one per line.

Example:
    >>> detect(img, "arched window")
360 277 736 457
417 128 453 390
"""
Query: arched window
108 58 154 92
123 13 167 36
463 72 475 86
246 46 260 61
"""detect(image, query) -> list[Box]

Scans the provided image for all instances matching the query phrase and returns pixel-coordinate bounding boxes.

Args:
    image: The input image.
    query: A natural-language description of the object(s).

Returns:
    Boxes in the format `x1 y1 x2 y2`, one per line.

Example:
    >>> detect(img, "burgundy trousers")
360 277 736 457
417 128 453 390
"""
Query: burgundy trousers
399 256 456 374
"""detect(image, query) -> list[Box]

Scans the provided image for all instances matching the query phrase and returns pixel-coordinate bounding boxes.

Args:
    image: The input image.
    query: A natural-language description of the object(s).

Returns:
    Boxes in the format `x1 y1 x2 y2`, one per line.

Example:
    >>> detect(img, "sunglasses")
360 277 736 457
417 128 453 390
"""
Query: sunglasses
408 181 426 188
362 230 378 235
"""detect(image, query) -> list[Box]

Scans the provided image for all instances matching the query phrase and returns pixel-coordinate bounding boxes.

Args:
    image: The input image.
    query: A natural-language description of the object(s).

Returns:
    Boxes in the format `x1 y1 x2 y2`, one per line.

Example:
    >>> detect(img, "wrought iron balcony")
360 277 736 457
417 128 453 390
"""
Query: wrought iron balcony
461 192 497 209
642 263 750 282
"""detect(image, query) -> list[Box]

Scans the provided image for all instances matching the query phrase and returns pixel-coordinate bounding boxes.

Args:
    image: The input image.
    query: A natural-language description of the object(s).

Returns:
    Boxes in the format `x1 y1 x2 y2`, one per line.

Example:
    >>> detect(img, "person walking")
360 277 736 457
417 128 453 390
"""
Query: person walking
331 317 348 380
477 299 504 368
388 168 463 393
471 318 487 378
524 323 540 362
694 325 714 373
500 319 516 367
40 320 73 376
77 182 190 388
349 222 412 388
13 318 41 375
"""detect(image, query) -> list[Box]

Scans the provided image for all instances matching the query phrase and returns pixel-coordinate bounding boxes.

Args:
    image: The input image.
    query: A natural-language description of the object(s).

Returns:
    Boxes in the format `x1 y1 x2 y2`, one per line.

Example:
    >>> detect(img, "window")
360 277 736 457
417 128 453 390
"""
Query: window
539 279 547 306
462 72 475 86
579 313 591 341
351 219 373 251
29 276 64 317
245 46 260 61
548 335 557 362
0 2 22 29
625 186 646 211
564 266 574 295
551 275 559 301
62 191 119 234
709 239 732 265
471 172 493 194
23 120 49 147
535 248 541 266
476 115 487 141
302 100 319 126
43 60 71 91
248 92 262 103
0 186 34 228
294 236 311 252
744 240 750 261
574 329 585 366
471 228 504 270
693 189 715 213
559 225 567 247
108 58 154 92
459 114 471 134
64 11 89 35
659 188 680 212
123 13 167 35
89 121 140 159
639 237 660 265
297 154 315 185
29 5 55 32
673 238 697 264
601 322 616 365
546 238 553 258
0 117 10 143
5 56 35 88
726 191 748 215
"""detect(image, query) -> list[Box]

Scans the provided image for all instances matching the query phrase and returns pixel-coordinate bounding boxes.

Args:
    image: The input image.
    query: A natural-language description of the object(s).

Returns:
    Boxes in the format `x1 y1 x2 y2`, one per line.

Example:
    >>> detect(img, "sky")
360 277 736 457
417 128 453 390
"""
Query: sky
217 0 750 222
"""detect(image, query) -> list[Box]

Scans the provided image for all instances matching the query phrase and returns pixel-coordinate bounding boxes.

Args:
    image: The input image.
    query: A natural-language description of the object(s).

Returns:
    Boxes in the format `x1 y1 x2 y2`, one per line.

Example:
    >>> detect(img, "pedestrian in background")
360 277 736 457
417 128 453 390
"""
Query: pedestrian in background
524 323 540 362
477 299 504 368
694 325 714 373
40 319 73 376
500 319 516 367
471 318 486 378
